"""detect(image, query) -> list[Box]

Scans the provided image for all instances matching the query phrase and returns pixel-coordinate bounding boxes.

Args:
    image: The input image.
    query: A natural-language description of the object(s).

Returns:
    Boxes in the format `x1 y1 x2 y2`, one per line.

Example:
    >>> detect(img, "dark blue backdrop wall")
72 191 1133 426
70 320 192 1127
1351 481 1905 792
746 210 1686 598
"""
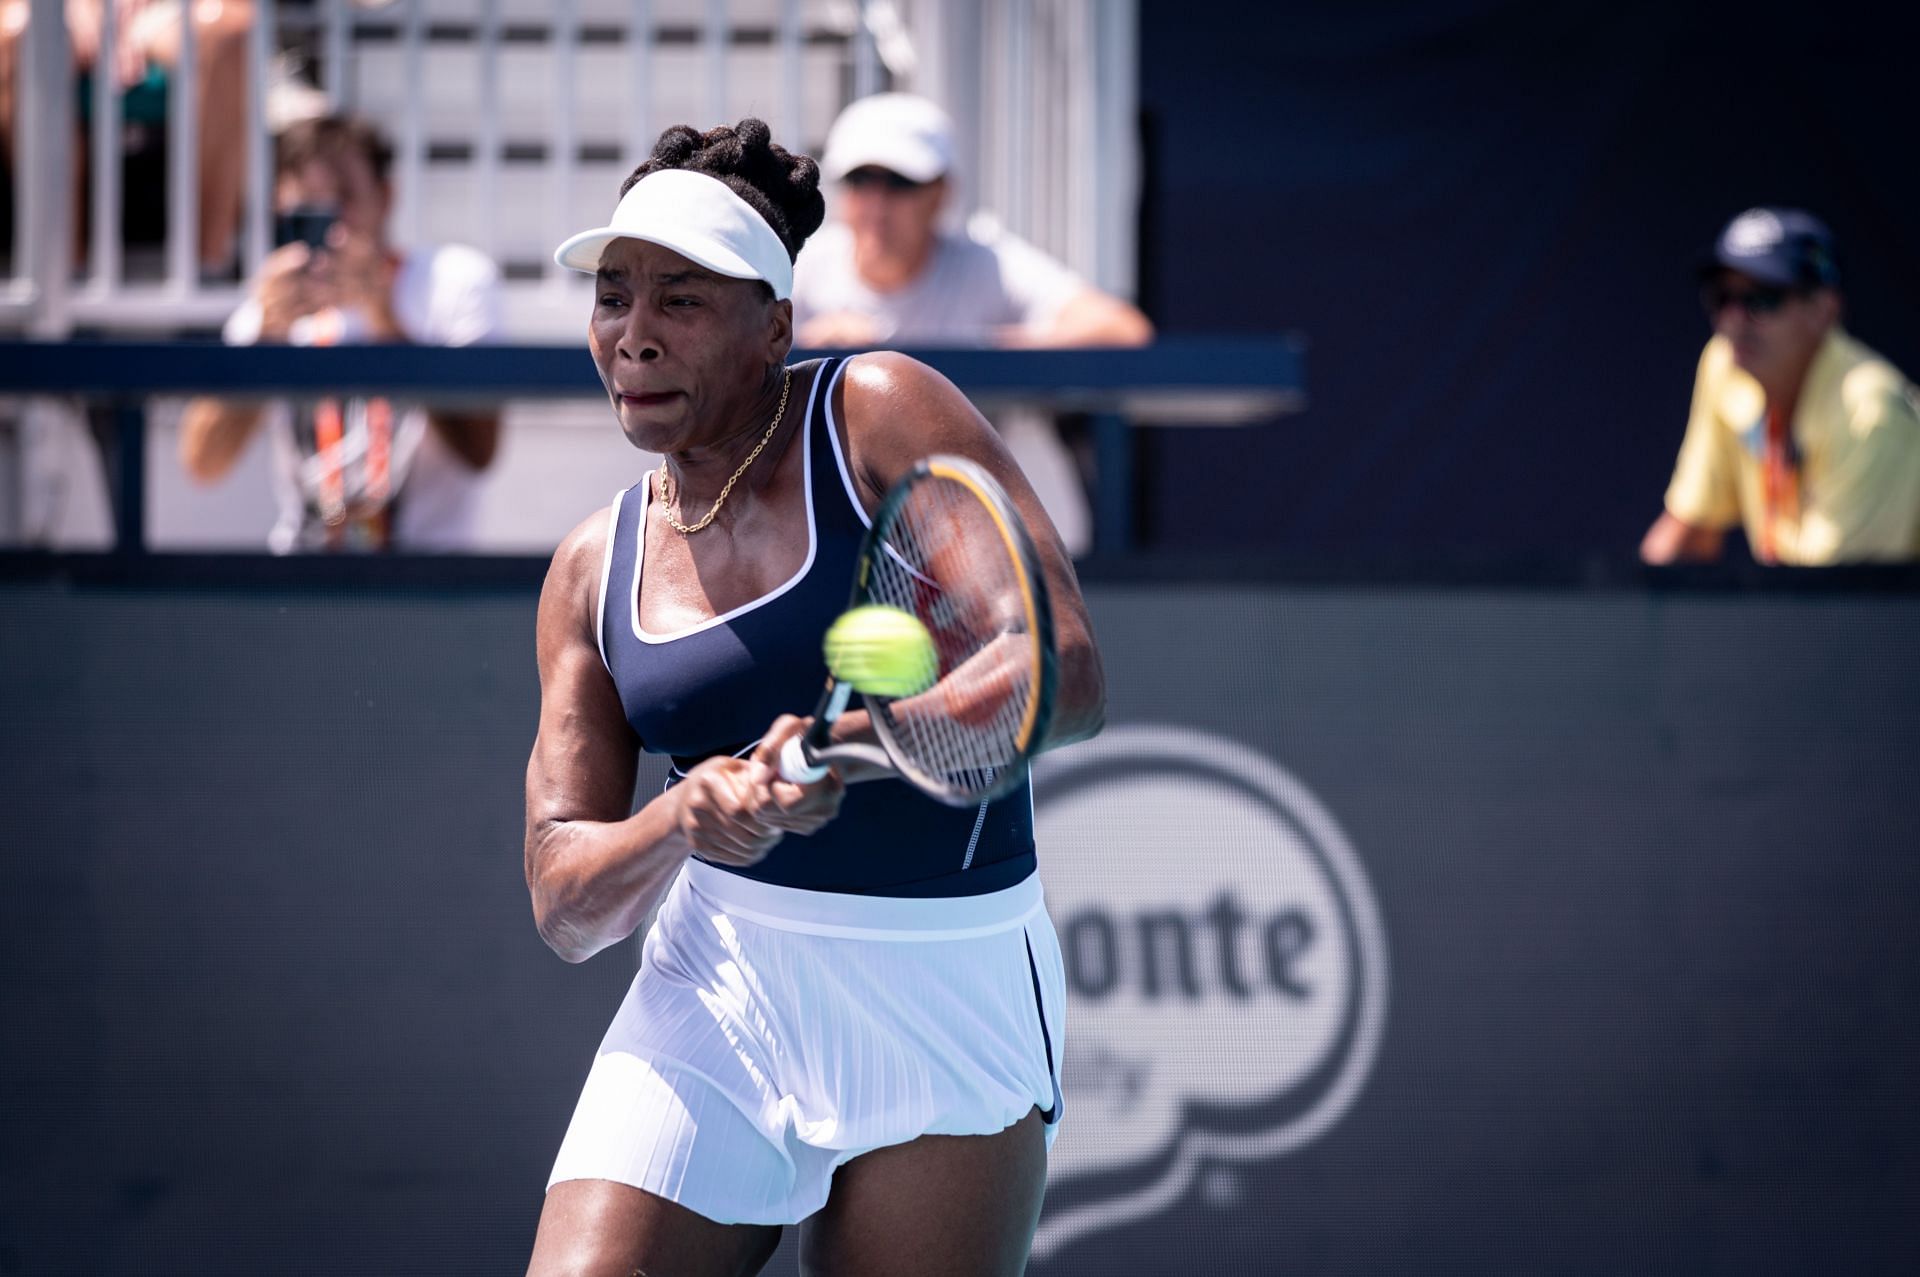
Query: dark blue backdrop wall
1136 0 1920 558
5 575 1918 1275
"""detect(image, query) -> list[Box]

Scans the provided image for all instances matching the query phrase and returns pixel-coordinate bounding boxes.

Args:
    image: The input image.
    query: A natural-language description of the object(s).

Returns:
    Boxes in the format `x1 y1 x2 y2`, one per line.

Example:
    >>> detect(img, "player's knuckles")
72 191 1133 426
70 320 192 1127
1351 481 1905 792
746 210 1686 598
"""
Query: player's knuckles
750 718 805 765
774 787 841 833
693 819 769 861
764 782 823 821
676 781 737 845
795 780 844 818
711 828 779 865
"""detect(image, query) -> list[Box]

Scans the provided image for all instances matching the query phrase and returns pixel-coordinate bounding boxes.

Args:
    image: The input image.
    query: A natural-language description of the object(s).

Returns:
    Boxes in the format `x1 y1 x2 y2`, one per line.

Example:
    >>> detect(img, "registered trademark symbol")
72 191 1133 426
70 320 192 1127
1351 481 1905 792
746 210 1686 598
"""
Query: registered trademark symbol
1201 1167 1241 1209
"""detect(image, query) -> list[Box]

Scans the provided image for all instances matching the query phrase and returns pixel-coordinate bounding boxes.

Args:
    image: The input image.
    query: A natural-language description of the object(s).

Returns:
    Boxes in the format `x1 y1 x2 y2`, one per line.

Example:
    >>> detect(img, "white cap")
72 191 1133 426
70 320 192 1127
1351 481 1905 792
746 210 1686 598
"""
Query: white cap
552 168 795 300
820 93 954 184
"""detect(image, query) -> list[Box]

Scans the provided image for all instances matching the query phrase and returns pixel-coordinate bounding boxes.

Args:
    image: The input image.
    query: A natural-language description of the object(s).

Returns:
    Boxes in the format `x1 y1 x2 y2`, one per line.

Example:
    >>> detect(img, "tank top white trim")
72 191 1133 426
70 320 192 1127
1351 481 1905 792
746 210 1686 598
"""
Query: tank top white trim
593 488 624 672
823 360 939 587
822 358 870 528
622 364 833 646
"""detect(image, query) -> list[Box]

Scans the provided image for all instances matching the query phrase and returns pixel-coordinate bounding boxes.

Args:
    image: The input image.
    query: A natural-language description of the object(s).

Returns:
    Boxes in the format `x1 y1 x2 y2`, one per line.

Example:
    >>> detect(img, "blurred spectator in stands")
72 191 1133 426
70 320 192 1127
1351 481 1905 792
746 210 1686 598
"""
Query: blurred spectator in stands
179 115 502 553
791 93 1153 555
1642 208 1920 565
0 0 253 275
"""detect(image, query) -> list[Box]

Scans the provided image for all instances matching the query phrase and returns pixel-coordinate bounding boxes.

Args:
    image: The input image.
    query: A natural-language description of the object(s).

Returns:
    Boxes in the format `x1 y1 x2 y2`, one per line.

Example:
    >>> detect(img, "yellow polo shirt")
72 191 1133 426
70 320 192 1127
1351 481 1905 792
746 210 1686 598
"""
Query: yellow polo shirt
1664 329 1920 563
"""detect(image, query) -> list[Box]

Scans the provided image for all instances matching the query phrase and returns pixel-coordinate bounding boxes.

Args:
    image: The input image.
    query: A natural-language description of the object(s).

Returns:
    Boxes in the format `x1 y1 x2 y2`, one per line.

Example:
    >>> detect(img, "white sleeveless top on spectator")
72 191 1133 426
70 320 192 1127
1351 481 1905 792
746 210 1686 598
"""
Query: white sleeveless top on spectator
222 244 502 554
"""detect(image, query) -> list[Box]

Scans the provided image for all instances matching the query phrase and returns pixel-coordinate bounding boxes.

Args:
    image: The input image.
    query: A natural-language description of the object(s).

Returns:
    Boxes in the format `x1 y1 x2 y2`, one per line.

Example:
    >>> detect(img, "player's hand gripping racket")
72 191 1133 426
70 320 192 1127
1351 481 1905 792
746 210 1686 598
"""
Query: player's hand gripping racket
778 454 1056 807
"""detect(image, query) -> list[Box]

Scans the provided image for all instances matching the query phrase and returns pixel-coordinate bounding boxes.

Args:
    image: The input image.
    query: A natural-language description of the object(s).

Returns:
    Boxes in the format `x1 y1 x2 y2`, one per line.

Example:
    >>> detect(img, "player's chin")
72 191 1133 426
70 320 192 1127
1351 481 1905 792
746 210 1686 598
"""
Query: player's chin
614 398 689 449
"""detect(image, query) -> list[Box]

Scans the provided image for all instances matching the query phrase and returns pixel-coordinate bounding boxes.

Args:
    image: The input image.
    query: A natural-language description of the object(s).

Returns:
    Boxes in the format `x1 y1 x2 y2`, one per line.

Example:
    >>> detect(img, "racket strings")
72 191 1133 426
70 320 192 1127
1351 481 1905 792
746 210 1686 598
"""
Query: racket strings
866 475 1037 792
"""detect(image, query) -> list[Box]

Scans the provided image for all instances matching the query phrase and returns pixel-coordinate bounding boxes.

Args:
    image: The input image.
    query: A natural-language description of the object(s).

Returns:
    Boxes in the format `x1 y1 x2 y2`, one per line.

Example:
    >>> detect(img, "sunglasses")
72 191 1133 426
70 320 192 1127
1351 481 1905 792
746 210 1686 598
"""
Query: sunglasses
1700 282 1793 319
841 167 927 193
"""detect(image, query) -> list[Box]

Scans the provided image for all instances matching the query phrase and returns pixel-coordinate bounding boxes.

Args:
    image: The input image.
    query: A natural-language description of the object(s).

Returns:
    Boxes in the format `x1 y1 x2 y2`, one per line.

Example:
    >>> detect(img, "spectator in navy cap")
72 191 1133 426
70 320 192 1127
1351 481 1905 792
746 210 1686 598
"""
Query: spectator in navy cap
1642 207 1920 565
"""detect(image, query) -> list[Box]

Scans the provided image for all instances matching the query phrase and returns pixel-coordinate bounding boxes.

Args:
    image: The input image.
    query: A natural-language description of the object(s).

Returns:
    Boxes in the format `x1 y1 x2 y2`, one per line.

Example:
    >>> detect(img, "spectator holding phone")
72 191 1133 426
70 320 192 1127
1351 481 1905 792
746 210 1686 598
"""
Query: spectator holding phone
178 114 502 552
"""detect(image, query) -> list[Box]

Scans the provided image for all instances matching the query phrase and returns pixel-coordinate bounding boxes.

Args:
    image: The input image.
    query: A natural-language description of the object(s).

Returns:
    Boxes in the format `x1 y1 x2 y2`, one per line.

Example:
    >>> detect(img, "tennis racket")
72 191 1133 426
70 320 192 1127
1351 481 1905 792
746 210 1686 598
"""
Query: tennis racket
778 454 1056 807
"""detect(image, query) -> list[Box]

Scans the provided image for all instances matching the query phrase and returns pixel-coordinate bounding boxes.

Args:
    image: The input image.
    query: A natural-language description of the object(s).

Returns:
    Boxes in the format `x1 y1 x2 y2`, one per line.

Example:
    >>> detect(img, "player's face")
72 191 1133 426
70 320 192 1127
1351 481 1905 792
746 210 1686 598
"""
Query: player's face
839 169 944 270
274 151 390 240
1703 270 1837 386
587 237 794 452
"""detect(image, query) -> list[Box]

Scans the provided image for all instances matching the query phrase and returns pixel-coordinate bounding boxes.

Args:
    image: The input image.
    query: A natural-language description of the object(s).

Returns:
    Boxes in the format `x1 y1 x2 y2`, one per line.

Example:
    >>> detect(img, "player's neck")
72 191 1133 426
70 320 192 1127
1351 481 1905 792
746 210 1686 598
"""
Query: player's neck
661 372 793 508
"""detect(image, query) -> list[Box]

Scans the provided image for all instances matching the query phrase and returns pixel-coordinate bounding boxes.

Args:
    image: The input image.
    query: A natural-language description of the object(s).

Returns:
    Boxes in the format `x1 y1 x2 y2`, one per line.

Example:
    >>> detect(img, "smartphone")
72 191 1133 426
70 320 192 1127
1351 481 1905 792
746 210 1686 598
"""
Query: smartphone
275 204 339 251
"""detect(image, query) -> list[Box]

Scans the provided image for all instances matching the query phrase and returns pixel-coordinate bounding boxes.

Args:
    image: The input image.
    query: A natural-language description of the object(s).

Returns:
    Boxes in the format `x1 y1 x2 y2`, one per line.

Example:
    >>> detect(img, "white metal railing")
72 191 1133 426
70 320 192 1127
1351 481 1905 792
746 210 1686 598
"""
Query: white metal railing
3 0 1139 341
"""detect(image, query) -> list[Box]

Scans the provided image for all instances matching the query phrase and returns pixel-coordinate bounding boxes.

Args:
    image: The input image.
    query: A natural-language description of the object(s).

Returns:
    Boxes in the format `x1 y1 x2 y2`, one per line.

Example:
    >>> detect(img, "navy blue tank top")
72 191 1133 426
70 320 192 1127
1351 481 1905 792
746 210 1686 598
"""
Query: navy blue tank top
596 358 1036 897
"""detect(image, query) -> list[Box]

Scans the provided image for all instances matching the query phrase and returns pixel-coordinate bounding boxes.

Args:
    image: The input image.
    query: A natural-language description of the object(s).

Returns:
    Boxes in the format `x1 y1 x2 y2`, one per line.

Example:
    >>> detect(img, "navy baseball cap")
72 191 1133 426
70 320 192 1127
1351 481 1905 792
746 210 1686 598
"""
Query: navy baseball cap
1701 207 1841 289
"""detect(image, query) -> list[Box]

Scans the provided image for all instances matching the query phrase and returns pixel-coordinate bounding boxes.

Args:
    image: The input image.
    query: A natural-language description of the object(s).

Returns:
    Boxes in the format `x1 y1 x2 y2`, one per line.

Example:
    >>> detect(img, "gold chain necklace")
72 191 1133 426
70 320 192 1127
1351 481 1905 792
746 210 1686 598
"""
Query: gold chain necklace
657 368 792 534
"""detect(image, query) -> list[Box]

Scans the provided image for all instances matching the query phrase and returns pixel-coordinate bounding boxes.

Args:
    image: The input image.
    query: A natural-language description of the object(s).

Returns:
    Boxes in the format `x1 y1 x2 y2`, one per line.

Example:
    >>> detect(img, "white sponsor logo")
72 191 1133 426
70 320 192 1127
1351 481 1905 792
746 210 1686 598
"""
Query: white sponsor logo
1030 725 1389 1263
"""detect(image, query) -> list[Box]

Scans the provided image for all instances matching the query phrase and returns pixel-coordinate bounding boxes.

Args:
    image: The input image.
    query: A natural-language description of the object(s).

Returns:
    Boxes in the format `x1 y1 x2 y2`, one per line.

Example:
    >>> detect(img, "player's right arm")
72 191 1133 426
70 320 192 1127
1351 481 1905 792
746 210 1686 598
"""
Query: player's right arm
522 509 839 963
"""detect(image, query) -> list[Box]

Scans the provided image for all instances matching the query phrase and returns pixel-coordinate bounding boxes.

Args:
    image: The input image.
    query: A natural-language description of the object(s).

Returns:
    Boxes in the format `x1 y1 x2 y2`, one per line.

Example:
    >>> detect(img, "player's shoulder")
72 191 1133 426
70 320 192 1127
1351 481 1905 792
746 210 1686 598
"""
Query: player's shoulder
543 500 621 617
834 352 989 494
840 350 962 415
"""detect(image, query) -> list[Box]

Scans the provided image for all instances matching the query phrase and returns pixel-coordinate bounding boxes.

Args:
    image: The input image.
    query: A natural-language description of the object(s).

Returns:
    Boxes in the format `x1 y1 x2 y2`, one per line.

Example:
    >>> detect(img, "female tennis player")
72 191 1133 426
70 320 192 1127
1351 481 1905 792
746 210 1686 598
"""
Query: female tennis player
522 118 1105 1276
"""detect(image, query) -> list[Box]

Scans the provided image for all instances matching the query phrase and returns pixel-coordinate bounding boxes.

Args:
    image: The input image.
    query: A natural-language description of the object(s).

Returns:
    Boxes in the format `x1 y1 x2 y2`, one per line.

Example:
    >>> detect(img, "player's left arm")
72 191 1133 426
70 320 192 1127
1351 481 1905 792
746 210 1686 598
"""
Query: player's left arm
837 351 1106 751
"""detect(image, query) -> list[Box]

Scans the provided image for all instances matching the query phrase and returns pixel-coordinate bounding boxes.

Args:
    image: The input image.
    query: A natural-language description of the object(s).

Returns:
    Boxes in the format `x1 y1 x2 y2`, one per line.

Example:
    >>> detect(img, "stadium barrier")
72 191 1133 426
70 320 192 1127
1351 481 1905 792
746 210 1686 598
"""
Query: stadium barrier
2 567 1917 1275
0 336 1308 557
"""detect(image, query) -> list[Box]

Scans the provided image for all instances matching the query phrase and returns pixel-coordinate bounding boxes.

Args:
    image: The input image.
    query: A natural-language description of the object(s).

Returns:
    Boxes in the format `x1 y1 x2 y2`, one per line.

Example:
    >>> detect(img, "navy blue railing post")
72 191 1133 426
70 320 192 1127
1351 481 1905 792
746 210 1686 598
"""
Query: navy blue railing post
113 398 146 556
1092 411 1132 556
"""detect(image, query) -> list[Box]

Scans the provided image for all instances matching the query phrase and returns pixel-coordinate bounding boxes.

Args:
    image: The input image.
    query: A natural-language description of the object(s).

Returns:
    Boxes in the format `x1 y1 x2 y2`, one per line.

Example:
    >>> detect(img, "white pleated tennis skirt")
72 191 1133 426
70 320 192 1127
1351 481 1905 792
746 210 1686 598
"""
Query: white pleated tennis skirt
546 859 1067 1225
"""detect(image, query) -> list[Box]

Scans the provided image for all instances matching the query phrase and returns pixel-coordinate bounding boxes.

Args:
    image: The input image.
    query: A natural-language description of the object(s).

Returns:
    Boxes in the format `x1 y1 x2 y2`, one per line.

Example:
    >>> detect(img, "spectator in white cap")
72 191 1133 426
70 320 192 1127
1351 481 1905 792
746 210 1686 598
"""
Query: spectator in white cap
793 92 1154 554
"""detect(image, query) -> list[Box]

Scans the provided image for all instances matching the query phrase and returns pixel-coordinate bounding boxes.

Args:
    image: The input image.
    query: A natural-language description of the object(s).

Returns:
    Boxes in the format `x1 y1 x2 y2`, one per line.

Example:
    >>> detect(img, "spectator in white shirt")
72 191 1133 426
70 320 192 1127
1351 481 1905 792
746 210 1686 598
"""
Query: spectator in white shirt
792 93 1152 554
179 115 502 552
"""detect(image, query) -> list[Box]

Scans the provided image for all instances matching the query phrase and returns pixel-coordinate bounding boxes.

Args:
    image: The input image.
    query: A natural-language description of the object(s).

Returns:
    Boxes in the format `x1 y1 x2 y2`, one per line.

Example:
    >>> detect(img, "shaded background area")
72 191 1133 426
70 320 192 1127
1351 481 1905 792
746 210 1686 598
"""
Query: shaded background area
4 574 1917 1275
6 3 1920 1273
1135 0 1920 557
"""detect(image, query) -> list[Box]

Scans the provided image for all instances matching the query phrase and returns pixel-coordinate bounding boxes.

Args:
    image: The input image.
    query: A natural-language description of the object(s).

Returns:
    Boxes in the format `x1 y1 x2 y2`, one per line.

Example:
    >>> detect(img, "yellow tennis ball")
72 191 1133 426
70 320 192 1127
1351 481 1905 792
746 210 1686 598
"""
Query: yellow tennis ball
824 605 939 697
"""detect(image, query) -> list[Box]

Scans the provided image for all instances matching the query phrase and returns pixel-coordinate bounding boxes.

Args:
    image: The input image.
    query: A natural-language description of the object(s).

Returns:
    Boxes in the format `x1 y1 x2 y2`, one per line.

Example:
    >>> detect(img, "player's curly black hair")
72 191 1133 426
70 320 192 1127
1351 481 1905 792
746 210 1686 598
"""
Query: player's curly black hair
620 118 824 266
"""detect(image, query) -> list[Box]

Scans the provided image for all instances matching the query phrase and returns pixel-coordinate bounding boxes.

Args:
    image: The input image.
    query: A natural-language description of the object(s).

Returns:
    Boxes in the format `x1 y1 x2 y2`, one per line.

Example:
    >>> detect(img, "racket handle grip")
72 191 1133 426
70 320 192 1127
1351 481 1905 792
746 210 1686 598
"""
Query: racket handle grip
778 735 830 784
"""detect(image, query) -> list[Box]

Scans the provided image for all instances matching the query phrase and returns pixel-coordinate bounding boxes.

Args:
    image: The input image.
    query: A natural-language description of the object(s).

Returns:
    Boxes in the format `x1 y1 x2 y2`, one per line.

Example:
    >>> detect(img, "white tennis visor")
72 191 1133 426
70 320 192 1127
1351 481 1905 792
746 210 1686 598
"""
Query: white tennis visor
552 168 794 300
